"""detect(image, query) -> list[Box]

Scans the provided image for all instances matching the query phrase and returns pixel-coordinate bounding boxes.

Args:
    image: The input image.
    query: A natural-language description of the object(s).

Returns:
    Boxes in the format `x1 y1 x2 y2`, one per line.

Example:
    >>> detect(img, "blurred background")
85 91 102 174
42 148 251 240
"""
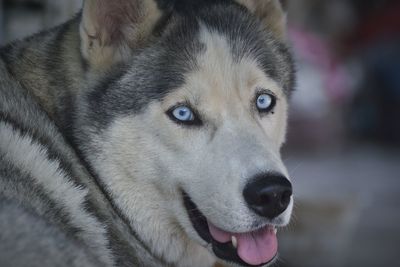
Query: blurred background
1 0 399 266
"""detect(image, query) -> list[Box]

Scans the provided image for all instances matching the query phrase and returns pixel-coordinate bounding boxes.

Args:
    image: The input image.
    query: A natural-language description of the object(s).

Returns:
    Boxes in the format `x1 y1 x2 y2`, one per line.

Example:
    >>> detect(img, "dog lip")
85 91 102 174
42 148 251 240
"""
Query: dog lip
182 191 277 267
182 191 213 243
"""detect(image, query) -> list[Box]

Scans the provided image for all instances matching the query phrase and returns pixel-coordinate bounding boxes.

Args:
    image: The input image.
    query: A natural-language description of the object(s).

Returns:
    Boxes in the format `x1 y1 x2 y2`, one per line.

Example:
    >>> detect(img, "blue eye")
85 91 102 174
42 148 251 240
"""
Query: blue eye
170 106 196 123
167 105 202 126
256 93 275 112
172 106 195 122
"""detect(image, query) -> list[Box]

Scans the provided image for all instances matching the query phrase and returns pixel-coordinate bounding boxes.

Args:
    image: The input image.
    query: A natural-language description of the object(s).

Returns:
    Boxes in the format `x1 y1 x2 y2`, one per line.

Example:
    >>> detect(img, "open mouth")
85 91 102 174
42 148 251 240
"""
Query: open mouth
182 192 278 266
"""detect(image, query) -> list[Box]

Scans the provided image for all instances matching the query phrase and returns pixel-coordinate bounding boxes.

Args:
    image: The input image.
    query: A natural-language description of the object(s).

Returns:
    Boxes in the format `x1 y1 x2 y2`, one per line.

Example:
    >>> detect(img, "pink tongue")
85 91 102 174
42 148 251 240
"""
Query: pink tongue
208 222 278 266
236 227 278 265
208 222 231 243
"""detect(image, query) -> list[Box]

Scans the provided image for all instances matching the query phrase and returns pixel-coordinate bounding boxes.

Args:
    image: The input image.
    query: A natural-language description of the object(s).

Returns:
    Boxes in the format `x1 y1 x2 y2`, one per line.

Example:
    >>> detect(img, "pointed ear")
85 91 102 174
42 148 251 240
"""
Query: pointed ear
235 0 288 41
80 0 162 69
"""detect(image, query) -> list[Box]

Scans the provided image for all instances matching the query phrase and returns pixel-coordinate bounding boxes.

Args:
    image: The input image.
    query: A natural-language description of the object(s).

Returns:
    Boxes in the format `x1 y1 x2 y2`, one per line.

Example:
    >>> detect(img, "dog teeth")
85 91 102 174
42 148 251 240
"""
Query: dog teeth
231 236 238 248
274 228 278 234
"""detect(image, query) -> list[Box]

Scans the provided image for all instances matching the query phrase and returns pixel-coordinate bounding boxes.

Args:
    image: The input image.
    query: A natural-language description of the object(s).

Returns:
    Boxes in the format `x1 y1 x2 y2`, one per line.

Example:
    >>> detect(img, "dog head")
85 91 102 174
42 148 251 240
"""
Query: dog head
77 1 295 266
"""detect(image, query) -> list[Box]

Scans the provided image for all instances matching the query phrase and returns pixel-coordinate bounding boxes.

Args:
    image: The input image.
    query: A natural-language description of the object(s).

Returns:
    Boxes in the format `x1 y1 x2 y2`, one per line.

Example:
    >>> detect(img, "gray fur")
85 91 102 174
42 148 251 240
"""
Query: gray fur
0 0 295 266
0 198 101 267
0 61 163 266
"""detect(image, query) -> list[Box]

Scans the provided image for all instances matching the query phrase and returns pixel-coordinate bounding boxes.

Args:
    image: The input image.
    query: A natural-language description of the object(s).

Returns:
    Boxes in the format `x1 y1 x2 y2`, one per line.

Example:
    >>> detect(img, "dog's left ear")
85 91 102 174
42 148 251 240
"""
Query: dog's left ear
235 0 288 41
80 0 162 70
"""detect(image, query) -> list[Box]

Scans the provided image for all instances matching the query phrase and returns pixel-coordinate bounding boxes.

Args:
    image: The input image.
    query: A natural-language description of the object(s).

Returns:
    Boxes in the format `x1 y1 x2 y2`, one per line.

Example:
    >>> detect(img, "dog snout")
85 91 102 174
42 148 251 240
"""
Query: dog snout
243 173 292 219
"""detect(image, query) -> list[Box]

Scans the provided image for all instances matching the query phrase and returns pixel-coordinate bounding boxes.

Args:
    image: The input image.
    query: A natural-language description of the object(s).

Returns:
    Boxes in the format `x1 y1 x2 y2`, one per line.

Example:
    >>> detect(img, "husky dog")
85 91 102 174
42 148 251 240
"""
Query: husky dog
0 0 295 266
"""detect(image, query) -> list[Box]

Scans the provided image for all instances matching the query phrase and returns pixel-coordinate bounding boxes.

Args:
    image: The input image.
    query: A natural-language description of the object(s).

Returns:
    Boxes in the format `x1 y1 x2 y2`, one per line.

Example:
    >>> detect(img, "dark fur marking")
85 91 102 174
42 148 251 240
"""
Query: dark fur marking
0 45 17 78
84 18 204 129
84 64 129 130
157 0 231 14
0 157 82 238
0 112 83 188
152 12 173 37
80 200 143 266
43 20 76 136
108 228 143 267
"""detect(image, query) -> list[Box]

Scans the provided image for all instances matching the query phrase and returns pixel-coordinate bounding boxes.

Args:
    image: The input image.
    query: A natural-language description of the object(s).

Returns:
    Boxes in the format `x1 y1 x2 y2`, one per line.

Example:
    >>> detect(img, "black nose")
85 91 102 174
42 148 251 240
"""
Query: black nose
243 173 292 219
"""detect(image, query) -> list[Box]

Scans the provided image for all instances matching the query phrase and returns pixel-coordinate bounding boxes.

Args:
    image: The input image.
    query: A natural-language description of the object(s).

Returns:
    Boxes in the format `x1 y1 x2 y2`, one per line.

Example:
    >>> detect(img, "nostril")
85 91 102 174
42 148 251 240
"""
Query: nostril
243 173 292 219
259 192 273 204
280 190 292 207
259 190 281 203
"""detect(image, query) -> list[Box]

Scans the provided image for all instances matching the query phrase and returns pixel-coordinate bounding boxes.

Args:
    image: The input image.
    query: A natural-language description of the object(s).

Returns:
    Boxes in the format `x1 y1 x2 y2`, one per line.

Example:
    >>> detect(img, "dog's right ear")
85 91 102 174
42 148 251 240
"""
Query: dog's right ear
235 0 288 41
80 0 162 70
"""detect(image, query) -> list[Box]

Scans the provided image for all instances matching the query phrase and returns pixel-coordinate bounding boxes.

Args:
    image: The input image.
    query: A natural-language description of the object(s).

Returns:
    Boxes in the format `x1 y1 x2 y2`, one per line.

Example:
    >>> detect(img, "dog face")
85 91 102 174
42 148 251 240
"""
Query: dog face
78 1 295 266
